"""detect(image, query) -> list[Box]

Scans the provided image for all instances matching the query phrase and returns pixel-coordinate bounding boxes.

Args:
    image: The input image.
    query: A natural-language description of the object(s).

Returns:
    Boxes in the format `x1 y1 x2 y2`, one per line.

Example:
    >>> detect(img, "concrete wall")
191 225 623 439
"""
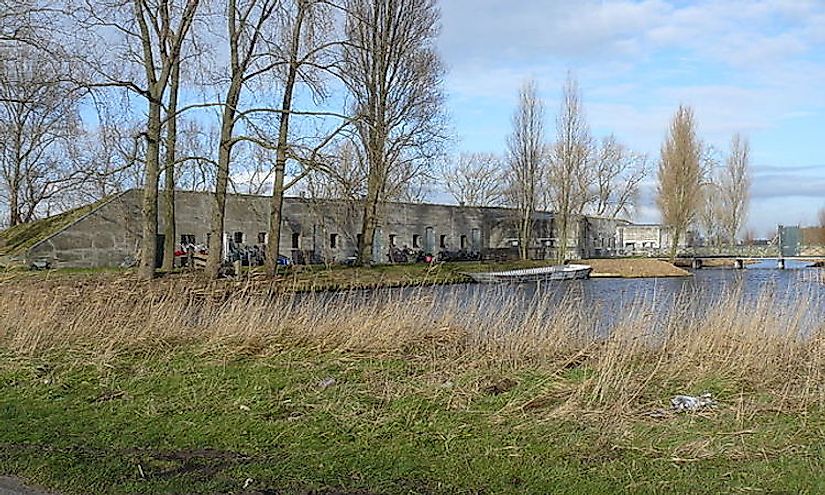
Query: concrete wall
582 217 629 258
25 189 628 268
26 190 143 268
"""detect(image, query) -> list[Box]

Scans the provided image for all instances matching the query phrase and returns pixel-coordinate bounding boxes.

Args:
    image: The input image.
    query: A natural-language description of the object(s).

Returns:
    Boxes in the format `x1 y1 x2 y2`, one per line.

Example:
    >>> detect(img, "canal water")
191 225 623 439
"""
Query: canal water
357 261 825 335
303 261 825 337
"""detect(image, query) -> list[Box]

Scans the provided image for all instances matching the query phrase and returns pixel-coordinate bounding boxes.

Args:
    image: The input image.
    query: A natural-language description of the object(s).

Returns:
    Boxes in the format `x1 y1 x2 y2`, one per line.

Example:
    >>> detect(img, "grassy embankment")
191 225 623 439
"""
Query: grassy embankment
261 258 687 291
2 257 688 296
2 274 825 494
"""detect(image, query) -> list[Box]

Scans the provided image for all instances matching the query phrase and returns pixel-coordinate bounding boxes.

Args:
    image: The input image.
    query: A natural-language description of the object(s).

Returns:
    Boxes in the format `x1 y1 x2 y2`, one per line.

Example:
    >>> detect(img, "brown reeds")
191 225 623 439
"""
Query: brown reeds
1 275 824 415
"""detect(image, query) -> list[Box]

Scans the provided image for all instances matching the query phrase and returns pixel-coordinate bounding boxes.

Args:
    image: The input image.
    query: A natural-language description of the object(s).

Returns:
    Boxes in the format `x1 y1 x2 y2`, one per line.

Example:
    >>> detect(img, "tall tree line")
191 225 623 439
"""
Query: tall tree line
453 76 648 260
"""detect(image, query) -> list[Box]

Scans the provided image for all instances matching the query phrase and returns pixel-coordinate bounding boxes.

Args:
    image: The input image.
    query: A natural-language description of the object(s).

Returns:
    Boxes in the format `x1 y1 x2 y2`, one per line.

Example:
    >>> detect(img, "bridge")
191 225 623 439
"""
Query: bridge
638 226 825 269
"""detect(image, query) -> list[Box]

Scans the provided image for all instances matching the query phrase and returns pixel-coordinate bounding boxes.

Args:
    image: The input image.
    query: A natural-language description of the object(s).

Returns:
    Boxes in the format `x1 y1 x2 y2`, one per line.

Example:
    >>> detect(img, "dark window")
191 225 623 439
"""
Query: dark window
389 234 396 247
440 234 447 249
330 233 338 249
234 232 244 244
291 232 300 249
180 234 196 245
460 235 467 249
412 234 421 248
258 232 267 244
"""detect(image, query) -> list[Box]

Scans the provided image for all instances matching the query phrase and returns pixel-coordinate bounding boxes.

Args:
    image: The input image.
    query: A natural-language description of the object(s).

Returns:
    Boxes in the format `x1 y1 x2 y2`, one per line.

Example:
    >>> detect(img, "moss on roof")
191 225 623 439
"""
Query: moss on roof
0 200 105 257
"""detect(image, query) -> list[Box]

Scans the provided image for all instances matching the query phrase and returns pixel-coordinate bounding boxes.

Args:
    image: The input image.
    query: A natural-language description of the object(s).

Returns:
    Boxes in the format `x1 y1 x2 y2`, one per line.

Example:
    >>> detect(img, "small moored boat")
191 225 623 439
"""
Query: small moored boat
465 264 593 283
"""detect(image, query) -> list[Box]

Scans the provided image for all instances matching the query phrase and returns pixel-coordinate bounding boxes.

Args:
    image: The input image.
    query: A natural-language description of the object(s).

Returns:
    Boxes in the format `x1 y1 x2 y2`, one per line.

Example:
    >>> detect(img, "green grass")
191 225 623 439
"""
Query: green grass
3 349 825 494
1 259 574 291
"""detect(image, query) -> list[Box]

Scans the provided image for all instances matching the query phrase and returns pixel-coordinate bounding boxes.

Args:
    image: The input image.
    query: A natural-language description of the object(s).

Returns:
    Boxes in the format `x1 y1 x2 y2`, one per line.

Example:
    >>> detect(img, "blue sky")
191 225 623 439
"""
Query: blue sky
437 0 825 234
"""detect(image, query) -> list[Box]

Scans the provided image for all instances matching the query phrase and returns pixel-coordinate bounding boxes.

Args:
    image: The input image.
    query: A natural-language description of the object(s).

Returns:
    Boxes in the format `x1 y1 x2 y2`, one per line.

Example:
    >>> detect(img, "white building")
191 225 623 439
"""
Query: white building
615 224 692 254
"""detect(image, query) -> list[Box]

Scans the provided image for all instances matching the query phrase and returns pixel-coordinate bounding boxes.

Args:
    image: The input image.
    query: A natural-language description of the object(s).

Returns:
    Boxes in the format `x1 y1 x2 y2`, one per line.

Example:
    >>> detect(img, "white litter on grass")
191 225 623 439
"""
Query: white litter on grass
317 377 336 389
243 478 253 489
671 393 716 413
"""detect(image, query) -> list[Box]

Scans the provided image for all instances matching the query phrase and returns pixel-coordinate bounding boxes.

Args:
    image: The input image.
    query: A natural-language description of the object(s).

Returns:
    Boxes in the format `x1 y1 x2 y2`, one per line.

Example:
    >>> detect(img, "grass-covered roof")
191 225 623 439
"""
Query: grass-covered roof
0 201 103 258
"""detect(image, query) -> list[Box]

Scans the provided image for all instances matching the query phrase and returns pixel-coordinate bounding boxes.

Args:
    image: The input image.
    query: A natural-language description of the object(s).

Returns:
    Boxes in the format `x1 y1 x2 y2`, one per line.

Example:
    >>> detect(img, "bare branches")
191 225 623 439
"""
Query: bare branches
657 105 703 260
591 135 648 219
342 0 446 264
548 74 591 262
0 40 84 226
506 79 546 260
719 133 751 243
442 152 505 207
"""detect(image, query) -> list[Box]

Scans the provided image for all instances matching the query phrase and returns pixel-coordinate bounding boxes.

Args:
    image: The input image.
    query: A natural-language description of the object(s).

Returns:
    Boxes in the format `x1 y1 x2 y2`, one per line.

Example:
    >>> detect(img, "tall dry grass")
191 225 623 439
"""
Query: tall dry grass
1 275 825 415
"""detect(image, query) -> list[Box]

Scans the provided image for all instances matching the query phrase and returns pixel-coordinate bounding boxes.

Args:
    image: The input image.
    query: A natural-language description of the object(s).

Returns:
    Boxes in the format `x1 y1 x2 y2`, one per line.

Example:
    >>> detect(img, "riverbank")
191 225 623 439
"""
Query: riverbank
0 258 689 294
268 258 690 290
0 278 824 494
582 258 690 278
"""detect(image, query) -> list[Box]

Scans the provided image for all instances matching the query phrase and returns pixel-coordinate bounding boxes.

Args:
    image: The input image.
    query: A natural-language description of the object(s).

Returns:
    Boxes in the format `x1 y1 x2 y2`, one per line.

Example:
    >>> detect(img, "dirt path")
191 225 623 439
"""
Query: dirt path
0 477 57 495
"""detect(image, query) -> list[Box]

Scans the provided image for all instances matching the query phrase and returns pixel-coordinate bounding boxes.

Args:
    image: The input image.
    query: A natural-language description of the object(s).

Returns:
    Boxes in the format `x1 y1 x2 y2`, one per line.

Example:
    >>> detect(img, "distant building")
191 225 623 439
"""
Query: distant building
5 189 632 269
615 224 692 254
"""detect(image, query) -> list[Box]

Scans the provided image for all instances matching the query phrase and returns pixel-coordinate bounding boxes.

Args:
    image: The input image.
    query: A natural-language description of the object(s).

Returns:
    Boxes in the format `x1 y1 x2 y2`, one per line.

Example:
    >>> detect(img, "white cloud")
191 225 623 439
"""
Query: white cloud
439 1 825 227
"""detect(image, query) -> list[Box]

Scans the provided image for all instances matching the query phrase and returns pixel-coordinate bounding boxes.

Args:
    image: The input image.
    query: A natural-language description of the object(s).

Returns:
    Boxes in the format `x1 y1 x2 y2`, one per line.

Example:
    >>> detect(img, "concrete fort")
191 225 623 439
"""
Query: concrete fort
22 189 629 269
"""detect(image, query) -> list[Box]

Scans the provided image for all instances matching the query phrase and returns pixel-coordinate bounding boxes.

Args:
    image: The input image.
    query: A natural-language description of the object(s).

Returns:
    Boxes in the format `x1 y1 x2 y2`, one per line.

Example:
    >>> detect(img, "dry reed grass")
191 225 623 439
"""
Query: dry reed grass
1 275 824 416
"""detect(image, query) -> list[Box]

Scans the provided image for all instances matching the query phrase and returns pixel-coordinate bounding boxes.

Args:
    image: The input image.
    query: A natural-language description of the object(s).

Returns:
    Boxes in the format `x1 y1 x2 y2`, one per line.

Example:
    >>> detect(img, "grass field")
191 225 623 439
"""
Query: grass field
1 274 824 494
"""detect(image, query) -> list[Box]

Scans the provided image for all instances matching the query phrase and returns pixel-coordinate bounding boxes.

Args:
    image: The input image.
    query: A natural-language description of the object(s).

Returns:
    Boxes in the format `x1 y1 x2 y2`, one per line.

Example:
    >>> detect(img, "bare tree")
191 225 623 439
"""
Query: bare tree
265 0 345 277
442 152 505 207
819 207 825 229
698 181 724 246
506 80 546 260
297 139 366 201
176 119 217 192
74 94 148 199
160 55 182 271
75 0 201 279
204 0 279 278
548 74 592 262
590 135 647 219
656 105 703 260
718 133 751 244
0 42 84 226
342 0 446 265
0 0 58 45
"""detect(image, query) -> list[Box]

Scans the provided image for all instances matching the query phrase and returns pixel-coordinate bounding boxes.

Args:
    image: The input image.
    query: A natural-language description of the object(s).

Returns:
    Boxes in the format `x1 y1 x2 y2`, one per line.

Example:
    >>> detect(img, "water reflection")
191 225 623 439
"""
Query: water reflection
385 266 825 335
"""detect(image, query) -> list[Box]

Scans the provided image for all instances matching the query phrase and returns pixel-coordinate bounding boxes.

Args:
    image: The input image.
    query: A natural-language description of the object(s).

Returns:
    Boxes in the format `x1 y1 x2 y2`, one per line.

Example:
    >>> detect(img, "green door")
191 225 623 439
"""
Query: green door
424 227 435 254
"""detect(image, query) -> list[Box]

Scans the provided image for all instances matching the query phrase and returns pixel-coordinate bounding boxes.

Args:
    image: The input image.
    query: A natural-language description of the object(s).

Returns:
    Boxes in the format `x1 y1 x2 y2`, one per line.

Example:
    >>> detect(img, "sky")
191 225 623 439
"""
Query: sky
436 0 825 235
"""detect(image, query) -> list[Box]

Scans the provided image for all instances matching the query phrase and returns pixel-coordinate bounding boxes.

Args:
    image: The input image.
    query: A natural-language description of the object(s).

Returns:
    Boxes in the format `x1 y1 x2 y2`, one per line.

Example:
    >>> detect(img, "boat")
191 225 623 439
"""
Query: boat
465 264 593 283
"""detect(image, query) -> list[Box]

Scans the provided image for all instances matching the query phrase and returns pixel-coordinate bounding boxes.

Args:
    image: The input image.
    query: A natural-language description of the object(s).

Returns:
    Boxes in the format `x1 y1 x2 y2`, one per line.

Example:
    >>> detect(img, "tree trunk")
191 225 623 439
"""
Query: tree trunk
206 129 233 278
358 147 384 266
8 185 19 227
557 214 567 264
519 210 530 260
161 59 180 272
206 82 241 278
266 6 304 277
669 228 681 262
358 185 380 265
137 96 162 280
